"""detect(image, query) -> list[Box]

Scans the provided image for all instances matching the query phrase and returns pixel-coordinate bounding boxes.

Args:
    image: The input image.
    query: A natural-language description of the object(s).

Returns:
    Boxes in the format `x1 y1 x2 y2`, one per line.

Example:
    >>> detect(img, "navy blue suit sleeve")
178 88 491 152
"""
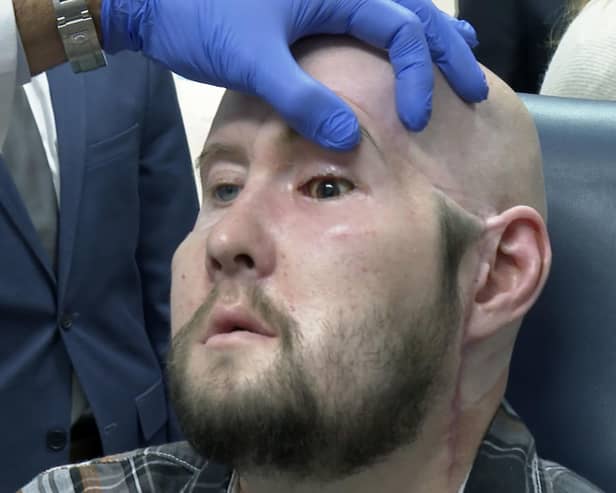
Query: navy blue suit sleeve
135 61 199 438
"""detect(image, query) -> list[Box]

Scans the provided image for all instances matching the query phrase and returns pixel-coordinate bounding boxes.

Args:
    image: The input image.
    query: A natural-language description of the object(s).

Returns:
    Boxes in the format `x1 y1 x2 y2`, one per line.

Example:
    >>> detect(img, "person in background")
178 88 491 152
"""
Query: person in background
0 28 200 493
458 0 567 93
541 0 616 99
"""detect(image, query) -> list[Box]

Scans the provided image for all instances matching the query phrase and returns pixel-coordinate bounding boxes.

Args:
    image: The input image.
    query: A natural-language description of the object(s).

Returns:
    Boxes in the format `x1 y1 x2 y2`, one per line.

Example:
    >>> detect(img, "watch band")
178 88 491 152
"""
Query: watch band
52 0 107 73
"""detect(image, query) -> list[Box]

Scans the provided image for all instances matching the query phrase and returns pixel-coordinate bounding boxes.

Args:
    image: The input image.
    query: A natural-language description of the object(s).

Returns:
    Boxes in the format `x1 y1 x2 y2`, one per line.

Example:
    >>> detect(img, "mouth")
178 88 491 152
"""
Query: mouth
201 305 277 346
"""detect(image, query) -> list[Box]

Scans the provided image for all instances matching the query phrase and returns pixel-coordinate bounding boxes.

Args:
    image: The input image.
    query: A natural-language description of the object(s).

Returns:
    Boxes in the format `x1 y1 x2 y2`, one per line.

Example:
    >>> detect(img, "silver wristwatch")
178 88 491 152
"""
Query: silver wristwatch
52 0 107 73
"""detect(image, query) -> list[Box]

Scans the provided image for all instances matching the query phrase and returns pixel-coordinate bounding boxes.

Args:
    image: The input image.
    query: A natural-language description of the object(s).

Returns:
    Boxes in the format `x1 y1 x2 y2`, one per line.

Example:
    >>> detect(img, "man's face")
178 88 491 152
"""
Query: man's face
168 40 465 479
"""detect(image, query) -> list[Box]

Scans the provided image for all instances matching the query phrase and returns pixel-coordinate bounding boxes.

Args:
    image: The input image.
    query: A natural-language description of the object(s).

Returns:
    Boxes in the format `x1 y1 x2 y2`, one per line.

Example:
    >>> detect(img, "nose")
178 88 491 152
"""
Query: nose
205 202 276 282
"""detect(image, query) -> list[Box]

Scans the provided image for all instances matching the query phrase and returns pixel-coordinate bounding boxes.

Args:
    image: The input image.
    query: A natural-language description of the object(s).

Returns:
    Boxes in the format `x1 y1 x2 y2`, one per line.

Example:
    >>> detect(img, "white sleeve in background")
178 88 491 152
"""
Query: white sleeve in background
540 0 616 100
0 0 32 149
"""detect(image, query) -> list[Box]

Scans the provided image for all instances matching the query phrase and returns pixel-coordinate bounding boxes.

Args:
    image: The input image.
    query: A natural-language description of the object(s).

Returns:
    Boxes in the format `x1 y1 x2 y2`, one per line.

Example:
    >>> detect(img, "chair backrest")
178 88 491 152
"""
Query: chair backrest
506 94 616 492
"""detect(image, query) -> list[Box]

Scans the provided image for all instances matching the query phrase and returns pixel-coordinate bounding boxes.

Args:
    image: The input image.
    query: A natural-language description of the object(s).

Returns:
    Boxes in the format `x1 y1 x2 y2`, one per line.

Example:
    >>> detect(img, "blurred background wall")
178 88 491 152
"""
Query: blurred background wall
174 0 457 163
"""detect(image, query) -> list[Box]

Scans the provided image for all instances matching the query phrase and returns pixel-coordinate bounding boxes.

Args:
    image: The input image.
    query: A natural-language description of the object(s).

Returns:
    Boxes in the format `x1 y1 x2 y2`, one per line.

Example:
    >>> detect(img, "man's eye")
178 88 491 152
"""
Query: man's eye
212 184 242 203
303 177 355 200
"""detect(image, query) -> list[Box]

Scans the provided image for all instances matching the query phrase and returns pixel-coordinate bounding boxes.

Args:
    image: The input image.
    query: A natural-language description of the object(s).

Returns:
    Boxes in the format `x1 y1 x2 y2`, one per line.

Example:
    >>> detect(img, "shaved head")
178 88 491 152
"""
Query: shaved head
170 35 550 489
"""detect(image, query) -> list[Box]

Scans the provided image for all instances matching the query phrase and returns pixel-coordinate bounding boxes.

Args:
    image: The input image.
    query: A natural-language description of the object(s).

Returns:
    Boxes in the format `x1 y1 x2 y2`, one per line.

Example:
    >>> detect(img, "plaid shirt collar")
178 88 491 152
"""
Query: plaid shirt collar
171 401 576 492
20 403 601 492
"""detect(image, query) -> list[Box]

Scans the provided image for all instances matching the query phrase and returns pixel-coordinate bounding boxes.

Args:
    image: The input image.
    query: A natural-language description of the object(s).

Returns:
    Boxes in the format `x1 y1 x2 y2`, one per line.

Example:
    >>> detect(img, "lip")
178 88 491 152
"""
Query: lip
200 305 277 345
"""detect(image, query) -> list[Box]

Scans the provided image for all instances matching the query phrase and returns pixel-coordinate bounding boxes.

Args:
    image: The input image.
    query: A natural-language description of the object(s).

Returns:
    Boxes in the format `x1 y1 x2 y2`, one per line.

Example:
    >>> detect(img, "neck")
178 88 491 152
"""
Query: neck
235 384 504 493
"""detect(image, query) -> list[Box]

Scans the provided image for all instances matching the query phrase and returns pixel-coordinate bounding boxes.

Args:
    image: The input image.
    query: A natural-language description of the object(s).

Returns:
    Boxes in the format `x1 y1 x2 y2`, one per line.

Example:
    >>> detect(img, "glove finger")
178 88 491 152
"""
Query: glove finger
427 11 487 102
254 47 360 150
390 20 434 131
393 0 488 102
445 16 479 48
432 28 488 103
345 0 434 131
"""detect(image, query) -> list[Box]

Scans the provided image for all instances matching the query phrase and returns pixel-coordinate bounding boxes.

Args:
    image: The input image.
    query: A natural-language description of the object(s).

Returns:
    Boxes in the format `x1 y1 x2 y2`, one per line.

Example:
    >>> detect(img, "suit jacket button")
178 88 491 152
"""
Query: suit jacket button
59 314 73 331
46 429 67 451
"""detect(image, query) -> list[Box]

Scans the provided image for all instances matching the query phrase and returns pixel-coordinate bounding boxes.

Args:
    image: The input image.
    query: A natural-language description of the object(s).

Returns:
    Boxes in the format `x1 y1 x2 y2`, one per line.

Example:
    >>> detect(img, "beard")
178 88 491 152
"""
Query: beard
167 282 460 482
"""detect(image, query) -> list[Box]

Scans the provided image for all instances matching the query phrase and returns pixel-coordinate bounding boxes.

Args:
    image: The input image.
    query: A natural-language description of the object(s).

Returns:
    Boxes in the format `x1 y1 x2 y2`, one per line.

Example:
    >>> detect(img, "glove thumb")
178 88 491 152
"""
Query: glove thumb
254 48 360 150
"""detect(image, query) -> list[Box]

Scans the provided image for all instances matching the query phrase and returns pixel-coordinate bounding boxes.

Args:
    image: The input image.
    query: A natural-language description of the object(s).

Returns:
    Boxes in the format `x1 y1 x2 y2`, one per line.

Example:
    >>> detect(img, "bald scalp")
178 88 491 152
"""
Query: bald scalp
291 36 546 222
413 67 546 220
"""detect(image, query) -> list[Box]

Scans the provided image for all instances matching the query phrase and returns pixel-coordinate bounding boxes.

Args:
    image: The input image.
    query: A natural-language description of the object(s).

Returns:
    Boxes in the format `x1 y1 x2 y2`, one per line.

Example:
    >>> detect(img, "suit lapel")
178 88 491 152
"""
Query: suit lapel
0 155 56 283
47 65 87 304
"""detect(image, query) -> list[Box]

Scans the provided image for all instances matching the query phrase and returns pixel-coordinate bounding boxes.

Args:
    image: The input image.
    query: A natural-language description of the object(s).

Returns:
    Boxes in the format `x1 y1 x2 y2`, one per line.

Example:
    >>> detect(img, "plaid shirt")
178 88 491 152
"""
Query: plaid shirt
19 403 603 493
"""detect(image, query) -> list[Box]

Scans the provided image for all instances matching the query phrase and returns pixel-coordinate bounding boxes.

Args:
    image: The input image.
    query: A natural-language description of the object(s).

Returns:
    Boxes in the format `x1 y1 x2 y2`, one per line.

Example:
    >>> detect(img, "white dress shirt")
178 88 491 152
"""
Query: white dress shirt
1 0 88 425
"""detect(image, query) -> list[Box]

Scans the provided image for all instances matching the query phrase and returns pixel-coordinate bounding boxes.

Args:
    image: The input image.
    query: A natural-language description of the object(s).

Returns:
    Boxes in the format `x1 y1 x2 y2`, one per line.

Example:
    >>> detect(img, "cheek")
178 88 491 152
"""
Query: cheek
272 202 442 318
268 233 347 315
270 206 376 306
170 233 208 336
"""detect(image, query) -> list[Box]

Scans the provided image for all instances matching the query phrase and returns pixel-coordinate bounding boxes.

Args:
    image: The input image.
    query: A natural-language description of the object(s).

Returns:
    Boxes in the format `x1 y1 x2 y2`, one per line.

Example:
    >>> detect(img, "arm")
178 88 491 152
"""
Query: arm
541 0 616 99
10 0 486 151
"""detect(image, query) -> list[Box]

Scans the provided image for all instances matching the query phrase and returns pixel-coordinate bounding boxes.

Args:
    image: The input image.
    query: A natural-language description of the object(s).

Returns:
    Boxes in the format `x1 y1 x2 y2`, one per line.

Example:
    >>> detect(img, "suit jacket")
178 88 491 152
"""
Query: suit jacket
0 52 199 492
458 0 566 93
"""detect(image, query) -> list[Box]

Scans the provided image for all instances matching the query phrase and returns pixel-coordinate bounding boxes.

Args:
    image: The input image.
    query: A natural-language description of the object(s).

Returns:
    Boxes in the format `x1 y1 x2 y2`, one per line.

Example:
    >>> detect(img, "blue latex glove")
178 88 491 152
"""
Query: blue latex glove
101 0 487 150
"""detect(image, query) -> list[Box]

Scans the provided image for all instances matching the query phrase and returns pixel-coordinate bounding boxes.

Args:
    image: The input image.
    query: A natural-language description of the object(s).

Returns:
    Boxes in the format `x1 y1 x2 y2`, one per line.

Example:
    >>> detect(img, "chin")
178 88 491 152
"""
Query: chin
189 345 276 388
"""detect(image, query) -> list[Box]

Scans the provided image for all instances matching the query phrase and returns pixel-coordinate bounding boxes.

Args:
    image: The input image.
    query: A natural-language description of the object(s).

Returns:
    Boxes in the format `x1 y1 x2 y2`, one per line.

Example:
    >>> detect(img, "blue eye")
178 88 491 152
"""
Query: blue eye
213 184 241 202
303 177 355 200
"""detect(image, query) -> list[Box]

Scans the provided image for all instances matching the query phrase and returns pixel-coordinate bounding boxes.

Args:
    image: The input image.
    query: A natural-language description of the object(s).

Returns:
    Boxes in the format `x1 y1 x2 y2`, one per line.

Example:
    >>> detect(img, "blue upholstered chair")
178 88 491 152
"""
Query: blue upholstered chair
507 94 616 492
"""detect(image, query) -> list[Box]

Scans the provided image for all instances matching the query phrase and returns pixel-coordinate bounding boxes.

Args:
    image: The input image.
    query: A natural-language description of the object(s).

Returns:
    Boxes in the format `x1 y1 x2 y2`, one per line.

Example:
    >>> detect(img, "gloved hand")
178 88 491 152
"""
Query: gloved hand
101 0 487 150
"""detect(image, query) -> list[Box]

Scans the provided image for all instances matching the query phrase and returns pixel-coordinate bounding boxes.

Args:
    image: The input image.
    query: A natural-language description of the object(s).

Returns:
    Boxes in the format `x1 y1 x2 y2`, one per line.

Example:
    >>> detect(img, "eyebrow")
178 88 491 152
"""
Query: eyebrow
196 142 248 171
278 124 382 157
197 124 384 174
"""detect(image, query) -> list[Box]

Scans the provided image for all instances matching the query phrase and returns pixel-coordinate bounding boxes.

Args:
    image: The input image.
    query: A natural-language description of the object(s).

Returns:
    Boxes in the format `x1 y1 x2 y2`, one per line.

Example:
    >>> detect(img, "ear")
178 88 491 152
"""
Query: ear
465 206 551 341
